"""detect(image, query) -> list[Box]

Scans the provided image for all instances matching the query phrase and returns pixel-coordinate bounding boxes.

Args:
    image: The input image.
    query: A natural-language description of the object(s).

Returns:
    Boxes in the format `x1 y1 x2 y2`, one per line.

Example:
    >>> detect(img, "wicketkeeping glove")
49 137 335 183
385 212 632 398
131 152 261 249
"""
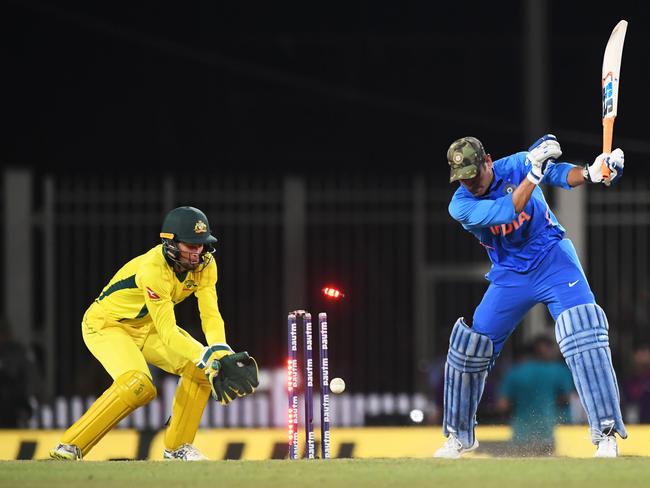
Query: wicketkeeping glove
196 343 235 403
210 352 259 405
526 134 562 185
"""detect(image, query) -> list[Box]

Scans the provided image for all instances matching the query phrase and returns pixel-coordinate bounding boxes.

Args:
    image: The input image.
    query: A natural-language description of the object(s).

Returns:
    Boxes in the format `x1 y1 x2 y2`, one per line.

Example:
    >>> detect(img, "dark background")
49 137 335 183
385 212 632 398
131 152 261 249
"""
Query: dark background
3 1 649 175
1 1 649 404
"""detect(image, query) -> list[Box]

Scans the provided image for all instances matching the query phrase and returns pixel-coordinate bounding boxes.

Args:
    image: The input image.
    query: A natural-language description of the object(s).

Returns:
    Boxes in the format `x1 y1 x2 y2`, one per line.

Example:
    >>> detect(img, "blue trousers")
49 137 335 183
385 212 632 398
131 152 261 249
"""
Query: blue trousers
472 239 595 357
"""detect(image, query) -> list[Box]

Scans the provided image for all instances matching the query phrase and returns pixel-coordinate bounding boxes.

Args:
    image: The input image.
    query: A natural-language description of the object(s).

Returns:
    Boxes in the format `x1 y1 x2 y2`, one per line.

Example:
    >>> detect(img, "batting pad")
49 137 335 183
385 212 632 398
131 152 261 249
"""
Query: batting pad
164 362 212 450
443 318 494 448
556 303 627 442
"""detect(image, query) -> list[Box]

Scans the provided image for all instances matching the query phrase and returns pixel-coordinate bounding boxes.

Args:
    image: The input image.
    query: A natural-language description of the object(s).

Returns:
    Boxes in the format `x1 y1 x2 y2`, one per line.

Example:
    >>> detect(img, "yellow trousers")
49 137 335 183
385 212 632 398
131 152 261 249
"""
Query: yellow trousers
68 302 212 454
82 301 202 378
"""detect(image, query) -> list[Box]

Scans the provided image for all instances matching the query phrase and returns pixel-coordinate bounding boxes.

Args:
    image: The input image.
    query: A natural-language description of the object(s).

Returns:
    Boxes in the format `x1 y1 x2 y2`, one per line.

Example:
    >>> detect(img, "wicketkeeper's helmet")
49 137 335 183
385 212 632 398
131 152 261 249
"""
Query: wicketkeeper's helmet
160 206 217 271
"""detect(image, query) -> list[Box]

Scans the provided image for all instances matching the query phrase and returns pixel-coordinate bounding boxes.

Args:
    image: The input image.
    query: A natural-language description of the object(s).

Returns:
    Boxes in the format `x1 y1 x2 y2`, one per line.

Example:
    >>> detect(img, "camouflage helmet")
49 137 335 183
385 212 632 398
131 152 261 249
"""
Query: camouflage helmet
447 136 487 183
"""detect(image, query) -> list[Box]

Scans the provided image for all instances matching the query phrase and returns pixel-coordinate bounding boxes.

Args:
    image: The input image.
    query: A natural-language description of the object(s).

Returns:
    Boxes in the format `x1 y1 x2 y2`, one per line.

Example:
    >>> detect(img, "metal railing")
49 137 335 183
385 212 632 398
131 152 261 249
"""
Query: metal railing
2 169 649 401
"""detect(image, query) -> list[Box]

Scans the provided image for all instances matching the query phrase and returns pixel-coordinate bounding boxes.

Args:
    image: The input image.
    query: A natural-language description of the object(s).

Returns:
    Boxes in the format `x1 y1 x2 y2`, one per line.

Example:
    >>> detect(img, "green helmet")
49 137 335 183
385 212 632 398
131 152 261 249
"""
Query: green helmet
447 136 486 183
160 206 217 272
160 206 218 245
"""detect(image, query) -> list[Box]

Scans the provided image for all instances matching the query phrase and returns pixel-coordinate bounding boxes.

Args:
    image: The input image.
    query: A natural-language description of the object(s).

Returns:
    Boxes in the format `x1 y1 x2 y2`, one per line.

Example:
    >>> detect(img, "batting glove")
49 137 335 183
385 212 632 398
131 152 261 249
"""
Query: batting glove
526 134 562 184
585 148 624 185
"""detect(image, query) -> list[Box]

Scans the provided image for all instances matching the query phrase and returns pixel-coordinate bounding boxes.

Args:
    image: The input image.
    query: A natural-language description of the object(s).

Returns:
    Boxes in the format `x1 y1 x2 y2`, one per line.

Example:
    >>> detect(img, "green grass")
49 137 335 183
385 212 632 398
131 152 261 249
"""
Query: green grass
1 458 650 488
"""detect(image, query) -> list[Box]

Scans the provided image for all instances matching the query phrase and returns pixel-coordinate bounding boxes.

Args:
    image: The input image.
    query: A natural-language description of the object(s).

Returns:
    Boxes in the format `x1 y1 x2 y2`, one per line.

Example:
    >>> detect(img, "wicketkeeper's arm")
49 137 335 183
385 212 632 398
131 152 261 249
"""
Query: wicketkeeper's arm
139 272 204 363
195 258 227 345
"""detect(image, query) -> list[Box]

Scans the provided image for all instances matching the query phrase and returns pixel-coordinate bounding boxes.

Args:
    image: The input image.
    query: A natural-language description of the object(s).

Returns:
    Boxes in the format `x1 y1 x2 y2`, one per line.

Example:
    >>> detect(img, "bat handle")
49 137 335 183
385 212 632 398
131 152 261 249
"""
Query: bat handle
602 117 615 183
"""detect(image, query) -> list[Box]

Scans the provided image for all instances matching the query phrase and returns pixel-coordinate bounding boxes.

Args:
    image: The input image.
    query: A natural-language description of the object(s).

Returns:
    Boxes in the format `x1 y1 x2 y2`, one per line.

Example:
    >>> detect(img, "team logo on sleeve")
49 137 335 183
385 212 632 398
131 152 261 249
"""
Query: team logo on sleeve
146 287 161 300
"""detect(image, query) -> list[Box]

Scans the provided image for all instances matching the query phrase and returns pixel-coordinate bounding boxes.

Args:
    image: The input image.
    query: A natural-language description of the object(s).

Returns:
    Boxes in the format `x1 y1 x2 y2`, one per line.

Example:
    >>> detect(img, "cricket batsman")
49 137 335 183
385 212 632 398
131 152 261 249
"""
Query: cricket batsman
50 206 259 461
435 135 626 458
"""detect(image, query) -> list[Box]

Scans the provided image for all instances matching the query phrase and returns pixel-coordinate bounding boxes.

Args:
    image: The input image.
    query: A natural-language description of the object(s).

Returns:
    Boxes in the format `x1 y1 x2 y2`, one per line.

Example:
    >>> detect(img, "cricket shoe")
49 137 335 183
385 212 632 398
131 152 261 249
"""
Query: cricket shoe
50 443 83 460
433 434 479 459
594 435 618 458
163 443 208 461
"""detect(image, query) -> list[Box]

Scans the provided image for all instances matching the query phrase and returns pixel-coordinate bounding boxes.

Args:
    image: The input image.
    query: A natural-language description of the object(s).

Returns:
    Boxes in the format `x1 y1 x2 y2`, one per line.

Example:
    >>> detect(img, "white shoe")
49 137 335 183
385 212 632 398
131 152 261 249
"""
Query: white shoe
594 436 618 458
50 443 83 460
434 434 479 459
163 443 208 461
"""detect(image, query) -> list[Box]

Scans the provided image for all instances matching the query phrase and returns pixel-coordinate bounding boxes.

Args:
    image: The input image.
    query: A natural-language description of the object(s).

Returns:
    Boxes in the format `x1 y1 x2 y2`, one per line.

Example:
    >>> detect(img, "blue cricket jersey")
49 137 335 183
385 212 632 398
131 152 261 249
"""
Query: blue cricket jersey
449 152 575 275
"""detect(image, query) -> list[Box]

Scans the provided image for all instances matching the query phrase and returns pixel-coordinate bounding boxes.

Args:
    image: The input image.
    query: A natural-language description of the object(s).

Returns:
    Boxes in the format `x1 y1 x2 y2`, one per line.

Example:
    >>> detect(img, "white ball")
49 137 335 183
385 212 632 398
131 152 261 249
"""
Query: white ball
329 377 345 394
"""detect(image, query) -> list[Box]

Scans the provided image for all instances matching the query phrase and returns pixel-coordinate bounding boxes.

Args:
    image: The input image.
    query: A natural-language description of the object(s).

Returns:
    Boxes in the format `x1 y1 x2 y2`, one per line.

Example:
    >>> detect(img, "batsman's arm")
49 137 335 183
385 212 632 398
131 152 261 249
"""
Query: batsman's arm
466 150 553 215
449 195 517 229
532 160 584 188
539 162 575 189
511 179 536 213
566 166 588 188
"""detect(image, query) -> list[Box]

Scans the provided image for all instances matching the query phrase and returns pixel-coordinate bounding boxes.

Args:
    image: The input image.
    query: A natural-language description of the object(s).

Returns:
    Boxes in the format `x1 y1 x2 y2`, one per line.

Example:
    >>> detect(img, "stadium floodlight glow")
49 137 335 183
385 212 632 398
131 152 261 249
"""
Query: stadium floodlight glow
322 286 345 299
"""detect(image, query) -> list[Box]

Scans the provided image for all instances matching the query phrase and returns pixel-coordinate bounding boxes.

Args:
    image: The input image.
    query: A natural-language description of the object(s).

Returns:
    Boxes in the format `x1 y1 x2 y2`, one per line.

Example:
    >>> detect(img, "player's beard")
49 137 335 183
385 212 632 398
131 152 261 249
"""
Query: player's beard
174 253 201 273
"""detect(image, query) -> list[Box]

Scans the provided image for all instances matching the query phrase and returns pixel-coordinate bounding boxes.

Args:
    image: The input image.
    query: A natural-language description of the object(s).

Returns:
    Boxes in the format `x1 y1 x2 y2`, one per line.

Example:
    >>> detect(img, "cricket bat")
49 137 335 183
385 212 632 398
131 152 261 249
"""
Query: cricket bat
601 20 628 182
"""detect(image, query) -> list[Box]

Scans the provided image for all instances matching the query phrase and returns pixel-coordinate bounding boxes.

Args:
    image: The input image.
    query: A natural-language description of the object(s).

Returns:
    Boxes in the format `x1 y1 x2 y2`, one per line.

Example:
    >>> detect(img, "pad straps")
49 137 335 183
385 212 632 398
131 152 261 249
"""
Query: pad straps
556 303 610 357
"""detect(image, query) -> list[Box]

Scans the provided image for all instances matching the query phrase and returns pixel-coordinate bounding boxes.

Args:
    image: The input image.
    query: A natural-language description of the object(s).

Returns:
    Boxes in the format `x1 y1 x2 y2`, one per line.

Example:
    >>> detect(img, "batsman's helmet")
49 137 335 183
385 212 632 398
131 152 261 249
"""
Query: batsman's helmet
447 136 487 183
160 206 217 271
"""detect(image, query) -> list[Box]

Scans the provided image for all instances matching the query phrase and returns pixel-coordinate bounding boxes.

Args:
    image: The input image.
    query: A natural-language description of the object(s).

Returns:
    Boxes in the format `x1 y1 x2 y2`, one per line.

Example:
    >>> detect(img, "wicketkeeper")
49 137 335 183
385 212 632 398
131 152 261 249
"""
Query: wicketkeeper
435 135 626 458
50 206 259 461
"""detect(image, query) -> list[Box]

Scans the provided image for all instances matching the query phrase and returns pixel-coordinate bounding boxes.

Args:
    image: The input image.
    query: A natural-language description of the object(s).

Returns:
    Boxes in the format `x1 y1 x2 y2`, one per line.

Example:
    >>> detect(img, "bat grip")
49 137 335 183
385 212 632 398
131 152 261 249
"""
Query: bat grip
602 117 615 182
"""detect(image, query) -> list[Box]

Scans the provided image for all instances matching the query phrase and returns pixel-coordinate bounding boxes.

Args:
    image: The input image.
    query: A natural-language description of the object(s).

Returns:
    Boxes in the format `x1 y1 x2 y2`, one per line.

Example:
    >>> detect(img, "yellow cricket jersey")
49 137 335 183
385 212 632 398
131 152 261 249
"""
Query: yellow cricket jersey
93 244 226 364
